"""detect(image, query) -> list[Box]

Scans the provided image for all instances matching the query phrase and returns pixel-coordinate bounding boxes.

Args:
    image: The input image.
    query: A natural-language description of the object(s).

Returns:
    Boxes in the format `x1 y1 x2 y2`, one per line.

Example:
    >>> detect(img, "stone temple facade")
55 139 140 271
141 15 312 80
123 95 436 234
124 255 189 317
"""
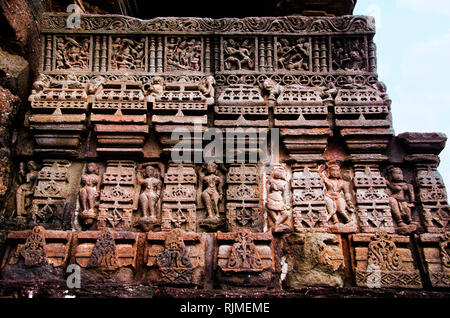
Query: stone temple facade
0 1 449 297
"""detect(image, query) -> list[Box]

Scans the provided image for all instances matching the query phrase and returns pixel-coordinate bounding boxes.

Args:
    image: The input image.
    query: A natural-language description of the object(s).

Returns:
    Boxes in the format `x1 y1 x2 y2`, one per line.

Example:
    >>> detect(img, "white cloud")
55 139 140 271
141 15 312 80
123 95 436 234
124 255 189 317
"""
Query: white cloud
396 0 450 16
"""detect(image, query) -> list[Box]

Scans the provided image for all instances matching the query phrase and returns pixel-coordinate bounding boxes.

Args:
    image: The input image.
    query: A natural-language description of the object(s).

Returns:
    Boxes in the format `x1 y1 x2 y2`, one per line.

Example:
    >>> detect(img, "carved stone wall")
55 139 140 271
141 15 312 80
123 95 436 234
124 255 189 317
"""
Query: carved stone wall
0 11 450 295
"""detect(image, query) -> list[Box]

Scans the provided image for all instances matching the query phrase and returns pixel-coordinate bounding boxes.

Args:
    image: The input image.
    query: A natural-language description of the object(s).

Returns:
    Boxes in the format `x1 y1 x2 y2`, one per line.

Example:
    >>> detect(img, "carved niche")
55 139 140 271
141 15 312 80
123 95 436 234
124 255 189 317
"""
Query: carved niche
216 84 267 127
1 226 72 268
146 229 205 286
266 165 292 233
149 78 212 154
78 162 101 229
16 161 40 219
74 230 138 273
417 233 450 288
352 232 422 289
216 229 275 288
161 163 197 232
385 166 419 234
91 80 148 155
28 75 88 156
274 84 331 162
197 162 227 231
317 160 358 233
226 164 263 232
136 164 163 231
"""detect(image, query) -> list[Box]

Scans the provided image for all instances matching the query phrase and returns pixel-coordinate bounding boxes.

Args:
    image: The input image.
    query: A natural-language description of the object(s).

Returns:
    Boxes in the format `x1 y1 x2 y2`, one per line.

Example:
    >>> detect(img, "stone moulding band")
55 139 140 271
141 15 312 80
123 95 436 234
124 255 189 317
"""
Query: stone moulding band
40 13 375 35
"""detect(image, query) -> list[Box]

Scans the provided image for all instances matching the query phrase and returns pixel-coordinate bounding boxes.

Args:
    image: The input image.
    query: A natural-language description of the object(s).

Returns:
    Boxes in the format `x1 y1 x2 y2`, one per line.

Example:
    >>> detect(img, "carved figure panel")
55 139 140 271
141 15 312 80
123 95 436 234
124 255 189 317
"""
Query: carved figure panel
2 226 72 268
146 230 205 286
222 37 256 71
276 37 311 71
332 37 367 72
110 36 146 71
318 160 357 233
137 164 163 230
74 230 138 270
216 229 274 288
166 36 203 72
352 233 422 289
78 163 101 228
54 36 91 70
385 166 418 234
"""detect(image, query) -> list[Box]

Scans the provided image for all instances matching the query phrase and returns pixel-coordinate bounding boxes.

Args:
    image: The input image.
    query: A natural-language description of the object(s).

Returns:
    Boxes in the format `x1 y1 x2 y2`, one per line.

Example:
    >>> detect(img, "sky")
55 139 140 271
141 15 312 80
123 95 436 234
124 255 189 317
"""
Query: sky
354 0 450 186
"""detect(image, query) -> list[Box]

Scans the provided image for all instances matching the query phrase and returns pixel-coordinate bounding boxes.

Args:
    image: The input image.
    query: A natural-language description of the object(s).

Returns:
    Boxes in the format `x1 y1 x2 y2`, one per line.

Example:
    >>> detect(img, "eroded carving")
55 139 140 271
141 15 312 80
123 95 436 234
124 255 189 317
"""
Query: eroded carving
266 165 291 233
319 160 357 233
386 166 417 234
223 38 255 71
79 163 100 227
87 230 119 270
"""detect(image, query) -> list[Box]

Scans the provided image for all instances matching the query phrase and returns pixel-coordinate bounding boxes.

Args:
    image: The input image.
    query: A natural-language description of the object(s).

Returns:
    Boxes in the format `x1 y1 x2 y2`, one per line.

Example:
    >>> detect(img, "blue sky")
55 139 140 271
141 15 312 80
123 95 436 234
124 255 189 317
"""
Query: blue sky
354 0 450 185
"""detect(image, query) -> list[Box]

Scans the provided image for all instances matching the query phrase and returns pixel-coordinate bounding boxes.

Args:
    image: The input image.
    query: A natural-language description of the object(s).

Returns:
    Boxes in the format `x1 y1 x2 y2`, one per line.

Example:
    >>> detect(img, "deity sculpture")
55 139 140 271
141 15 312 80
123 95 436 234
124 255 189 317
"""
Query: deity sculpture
199 75 216 98
262 78 284 103
143 76 164 101
319 161 355 226
138 165 162 221
199 162 224 220
386 166 416 232
16 161 40 218
266 166 291 232
79 163 100 226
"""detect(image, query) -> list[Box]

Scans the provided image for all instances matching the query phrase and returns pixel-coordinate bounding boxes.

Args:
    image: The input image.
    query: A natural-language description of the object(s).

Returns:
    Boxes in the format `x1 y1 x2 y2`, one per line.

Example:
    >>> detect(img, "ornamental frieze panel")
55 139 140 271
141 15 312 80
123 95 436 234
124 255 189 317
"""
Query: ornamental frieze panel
351 233 422 289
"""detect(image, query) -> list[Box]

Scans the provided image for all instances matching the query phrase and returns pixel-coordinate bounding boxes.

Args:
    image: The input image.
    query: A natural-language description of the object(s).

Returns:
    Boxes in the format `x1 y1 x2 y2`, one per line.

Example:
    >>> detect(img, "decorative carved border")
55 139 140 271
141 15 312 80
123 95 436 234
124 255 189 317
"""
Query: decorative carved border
41 14 375 35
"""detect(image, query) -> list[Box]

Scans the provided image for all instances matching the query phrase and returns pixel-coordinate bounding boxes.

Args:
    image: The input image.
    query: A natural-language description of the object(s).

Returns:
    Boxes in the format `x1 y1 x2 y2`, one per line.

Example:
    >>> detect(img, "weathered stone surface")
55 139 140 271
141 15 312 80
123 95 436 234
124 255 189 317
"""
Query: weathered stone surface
283 233 345 288
1 1 450 298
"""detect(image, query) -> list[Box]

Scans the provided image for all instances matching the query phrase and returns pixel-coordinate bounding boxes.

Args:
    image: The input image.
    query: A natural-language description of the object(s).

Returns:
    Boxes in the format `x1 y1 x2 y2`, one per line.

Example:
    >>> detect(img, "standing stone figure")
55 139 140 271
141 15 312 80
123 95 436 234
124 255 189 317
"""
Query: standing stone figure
319 161 355 226
266 166 291 232
79 163 100 226
199 162 224 220
16 161 40 218
386 166 416 233
138 165 162 220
